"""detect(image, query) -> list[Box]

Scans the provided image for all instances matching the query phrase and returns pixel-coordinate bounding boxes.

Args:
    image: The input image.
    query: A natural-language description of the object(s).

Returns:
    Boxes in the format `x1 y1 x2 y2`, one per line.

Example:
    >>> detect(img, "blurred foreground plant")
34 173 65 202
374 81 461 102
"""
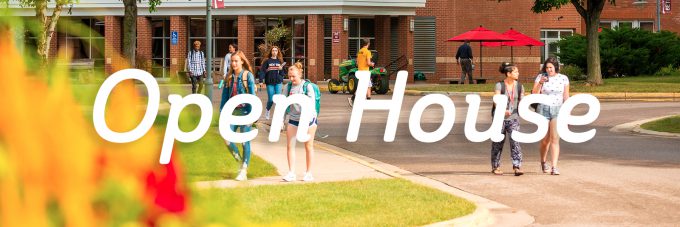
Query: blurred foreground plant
0 18 191 227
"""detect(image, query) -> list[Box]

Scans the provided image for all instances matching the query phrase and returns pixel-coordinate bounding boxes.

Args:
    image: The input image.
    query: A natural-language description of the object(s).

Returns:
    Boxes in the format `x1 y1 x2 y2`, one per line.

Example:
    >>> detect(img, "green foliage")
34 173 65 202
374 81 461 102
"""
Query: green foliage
257 20 292 58
530 0 616 14
655 65 680 76
1 0 77 8
556 27 680 77
554 34 587 69
146 0 161 12
530 0 570 13
561 64 586 81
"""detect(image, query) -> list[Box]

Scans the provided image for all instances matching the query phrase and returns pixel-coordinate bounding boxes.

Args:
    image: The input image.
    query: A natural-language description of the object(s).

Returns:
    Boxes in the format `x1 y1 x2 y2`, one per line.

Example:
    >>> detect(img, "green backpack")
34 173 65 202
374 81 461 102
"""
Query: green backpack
286 79 321 115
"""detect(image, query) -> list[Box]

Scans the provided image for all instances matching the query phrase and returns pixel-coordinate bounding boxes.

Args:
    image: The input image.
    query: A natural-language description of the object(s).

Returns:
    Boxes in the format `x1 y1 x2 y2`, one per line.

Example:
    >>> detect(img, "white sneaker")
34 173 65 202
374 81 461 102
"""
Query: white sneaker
282 171 296 182
303 172 314 182
265 109 270 120
235 169 247 181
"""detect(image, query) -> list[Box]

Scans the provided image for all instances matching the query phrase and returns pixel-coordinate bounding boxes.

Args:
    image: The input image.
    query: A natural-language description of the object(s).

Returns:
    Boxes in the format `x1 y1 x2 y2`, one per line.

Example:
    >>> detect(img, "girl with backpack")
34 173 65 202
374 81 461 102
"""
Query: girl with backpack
282 62 318 182
220 50 257 181
490 62 525 176
259 46 286 120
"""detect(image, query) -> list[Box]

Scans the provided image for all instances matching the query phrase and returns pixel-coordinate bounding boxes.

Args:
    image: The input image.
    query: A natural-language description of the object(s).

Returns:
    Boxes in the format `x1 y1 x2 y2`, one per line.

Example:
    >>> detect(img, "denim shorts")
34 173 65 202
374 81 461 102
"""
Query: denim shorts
289 118 318 127
538 104 561 120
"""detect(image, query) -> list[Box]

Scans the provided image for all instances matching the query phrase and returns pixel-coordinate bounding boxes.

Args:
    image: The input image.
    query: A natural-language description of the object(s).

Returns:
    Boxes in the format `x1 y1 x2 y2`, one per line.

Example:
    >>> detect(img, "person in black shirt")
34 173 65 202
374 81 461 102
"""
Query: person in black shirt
258 46 286 120
455 40 474 84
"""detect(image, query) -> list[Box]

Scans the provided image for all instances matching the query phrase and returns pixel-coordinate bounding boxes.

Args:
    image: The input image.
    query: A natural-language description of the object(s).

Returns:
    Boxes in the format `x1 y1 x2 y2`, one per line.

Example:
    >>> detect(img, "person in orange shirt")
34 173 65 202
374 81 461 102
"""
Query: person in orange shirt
348 38 375 107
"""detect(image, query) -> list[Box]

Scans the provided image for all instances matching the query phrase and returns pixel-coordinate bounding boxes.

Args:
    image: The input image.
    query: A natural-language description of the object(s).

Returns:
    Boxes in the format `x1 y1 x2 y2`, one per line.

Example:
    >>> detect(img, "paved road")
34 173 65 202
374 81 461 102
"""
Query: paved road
309 93 680 226
156 85 680 226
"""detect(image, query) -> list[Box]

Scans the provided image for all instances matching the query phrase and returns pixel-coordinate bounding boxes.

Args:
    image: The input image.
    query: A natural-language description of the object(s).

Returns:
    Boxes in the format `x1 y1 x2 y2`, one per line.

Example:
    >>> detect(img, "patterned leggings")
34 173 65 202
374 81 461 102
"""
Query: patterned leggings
491 119 523 169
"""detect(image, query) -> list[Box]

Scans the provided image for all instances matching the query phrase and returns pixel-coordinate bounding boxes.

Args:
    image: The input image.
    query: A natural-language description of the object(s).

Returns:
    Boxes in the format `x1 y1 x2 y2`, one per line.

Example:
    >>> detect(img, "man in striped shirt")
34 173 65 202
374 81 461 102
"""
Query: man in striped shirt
187 40 206 94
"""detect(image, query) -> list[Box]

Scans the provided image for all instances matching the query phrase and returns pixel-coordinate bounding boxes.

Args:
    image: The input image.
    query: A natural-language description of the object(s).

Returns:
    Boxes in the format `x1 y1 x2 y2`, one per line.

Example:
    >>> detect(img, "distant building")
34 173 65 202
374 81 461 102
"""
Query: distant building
9 0 679 82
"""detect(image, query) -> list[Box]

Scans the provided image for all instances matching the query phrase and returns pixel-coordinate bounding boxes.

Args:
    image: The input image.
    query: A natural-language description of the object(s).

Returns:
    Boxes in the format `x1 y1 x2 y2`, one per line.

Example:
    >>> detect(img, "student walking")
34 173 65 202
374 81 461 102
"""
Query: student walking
220 43 238 112
259 46 286 120
222 43 238 79
348 38 374 107
532 57 570 175
490 62 525 176
282 62 318 182
187 40 206 94
220 50 257 181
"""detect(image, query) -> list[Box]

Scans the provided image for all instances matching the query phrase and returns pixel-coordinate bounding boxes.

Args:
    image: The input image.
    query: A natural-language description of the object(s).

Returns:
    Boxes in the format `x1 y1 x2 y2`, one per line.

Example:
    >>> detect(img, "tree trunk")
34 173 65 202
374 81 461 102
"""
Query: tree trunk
123 0 137 68
35 0 63 68
585 12 603 85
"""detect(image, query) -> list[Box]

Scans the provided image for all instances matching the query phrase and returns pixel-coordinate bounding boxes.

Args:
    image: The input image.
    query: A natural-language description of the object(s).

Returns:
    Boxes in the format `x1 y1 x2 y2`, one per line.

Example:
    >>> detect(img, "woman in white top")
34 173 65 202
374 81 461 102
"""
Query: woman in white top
532 57 570 175
222 43 238 78
282 62 318 182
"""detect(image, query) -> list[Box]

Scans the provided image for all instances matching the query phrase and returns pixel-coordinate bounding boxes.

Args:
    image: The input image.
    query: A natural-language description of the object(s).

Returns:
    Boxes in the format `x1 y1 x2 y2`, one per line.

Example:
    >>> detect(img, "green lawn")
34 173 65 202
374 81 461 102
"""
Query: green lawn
155 110 278 182
411 74 680 93
192 178 476 226
640 115 680 134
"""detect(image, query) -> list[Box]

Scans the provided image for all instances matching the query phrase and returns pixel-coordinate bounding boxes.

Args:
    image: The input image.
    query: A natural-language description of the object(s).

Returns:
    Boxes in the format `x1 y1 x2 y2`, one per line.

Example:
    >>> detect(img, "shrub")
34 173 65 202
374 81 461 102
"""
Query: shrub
561 64 586 81
556 27 680 77
654 65 679 76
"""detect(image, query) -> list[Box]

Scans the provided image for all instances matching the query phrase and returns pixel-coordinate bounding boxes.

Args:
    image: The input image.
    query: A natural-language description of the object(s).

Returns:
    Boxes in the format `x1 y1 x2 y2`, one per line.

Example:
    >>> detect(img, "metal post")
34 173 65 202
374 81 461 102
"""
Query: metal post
657 0 661 32
204 0 214 101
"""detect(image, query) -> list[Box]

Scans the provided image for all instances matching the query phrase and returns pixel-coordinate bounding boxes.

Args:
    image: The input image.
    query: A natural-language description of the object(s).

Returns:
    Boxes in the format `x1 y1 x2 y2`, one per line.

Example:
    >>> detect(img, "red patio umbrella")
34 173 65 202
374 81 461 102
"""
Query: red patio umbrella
447 26 515 79
481 28 544 63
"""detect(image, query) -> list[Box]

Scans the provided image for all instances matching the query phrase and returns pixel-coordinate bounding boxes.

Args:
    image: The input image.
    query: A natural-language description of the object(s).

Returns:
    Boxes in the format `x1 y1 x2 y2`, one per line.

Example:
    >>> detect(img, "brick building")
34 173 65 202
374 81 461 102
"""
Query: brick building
10 0 680 83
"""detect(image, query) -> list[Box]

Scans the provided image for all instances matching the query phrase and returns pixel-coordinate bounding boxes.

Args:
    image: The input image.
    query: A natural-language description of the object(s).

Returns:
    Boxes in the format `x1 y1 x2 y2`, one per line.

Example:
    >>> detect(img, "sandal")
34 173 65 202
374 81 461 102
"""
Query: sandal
491 169 503 175
513 167 524 176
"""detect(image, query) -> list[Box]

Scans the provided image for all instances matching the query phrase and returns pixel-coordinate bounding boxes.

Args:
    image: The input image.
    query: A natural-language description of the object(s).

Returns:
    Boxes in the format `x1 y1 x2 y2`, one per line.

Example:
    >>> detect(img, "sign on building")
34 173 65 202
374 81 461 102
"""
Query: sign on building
171 31 178 45
333 32 340 43
213 0 225 9
663 0 671 14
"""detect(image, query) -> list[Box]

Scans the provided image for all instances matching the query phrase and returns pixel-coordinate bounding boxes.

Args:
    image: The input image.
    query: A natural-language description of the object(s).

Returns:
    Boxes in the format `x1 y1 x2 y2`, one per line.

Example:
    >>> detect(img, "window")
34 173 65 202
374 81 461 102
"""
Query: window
324 17 332 79
540 29 573 61
639 21 654 31
617 21 634 29
348 18 375 58
599 21 612 30
189 18 238 60
254 17 306 78
54 18 106 73
606 20 655 31
151 18 170 78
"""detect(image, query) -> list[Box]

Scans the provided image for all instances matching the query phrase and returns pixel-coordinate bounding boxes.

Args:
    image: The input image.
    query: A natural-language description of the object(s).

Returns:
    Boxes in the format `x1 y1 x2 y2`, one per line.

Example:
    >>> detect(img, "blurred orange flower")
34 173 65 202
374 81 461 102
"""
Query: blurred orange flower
0 23 187 227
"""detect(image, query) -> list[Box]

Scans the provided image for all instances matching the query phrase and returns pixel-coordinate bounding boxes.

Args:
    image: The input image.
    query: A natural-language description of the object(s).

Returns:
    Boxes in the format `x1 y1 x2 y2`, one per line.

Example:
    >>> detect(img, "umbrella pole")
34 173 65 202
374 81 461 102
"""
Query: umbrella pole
479 45 483 79
511 46 514 64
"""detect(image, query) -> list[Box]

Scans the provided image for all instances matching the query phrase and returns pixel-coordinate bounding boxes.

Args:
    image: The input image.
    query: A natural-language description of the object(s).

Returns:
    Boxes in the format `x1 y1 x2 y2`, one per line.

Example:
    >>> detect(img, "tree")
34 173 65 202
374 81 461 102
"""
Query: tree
122 0 161 68
531 0 615 86
1 0 76 66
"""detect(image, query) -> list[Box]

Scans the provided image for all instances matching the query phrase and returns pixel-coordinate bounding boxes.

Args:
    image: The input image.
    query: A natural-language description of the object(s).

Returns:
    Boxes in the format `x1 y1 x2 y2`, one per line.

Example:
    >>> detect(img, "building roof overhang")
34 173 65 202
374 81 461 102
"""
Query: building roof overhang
6 0 426 16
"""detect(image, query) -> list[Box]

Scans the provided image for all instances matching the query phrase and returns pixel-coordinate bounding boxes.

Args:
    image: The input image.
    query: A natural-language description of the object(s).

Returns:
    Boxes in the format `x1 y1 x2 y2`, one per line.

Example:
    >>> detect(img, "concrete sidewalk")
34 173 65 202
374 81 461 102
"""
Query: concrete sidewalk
194 122 535 226
194 124 390 189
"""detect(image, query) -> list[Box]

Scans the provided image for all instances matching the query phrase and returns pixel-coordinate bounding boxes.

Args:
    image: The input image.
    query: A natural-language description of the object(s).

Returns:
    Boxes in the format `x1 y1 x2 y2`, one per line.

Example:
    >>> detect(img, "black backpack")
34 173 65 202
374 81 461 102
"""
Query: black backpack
491 81 522 118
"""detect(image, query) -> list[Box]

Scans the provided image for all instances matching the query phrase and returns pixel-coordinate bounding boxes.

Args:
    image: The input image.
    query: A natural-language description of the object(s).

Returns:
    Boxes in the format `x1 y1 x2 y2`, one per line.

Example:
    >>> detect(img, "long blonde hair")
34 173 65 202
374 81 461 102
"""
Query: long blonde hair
263 45 284 61
226 50 253 85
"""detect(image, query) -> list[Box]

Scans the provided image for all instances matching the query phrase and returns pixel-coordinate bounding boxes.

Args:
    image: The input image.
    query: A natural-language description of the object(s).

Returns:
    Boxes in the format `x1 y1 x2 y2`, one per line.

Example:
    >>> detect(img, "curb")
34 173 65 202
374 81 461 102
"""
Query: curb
610 115 680 138
313 141 535 227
